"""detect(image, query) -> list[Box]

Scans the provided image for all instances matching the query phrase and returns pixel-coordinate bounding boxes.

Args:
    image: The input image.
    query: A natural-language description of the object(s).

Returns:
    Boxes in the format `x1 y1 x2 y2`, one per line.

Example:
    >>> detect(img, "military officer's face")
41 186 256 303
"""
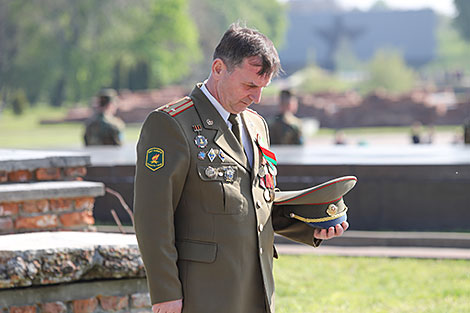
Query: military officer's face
212 56 272 114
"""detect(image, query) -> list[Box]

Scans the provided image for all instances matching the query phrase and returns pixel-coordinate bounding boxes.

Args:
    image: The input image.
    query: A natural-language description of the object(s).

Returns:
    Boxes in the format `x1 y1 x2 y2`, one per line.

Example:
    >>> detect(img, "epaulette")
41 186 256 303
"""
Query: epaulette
246 108 261 117
159 97 194 117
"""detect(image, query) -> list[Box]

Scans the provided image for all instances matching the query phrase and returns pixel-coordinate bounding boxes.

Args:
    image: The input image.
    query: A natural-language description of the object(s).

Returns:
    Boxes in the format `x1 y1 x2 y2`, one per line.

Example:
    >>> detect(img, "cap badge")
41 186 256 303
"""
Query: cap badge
195 135 208 149
326 204 338 216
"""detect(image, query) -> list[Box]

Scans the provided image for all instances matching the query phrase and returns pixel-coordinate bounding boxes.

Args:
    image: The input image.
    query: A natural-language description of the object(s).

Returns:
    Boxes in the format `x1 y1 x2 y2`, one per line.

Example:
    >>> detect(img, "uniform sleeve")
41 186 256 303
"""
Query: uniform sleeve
133 111 190 304
263 115 322 247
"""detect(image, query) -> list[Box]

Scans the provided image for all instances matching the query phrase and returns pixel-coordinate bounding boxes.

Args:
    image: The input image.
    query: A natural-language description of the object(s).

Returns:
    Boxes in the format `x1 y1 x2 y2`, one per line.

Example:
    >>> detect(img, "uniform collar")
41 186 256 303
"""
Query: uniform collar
200 81 231 124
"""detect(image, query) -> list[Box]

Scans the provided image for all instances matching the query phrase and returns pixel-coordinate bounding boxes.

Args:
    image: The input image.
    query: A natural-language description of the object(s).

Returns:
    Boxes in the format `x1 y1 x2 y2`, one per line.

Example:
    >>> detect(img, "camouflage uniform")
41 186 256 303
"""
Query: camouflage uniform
84 112 124 146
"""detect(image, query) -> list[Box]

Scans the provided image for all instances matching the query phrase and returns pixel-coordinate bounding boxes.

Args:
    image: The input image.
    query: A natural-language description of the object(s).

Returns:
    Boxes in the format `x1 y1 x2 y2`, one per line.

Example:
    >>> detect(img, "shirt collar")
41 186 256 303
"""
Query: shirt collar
200 80 231 123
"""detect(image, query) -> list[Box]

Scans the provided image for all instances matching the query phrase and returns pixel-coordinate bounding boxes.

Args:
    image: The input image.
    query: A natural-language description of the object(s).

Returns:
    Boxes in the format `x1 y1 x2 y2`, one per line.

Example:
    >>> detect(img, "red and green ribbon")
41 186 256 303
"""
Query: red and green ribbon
259 146 277 166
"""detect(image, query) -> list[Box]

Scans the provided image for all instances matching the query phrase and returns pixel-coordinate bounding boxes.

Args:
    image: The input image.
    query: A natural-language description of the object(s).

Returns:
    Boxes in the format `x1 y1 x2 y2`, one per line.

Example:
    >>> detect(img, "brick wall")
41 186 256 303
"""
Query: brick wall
0 197 96 234
1 167 87 184
1 293 151 313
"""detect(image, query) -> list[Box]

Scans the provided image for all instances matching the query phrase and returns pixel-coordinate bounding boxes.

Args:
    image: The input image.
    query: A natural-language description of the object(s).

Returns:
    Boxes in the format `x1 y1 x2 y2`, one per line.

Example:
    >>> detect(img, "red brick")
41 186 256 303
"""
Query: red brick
131 293 151 308
8 170 33 182
0 170 7 182
10 305 36 313
64 167 87 178
35 167 62 181
75 197 95 210
50 198 73 212
40 302 67 313
98 295 128 311
72 298 98 313
22 199 49 214
0 202 19 216
59 211 94 227
0 217 14 232
15 214 58 229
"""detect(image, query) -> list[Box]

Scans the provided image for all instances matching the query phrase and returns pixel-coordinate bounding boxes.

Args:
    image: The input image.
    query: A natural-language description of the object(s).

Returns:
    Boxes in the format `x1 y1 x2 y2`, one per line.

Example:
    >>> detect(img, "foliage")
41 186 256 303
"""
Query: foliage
188 0 287 79
454 0 470 42
292 65 353 94
424 15 470 75
0 0 201 107
359 50 416 95
275 255 470 313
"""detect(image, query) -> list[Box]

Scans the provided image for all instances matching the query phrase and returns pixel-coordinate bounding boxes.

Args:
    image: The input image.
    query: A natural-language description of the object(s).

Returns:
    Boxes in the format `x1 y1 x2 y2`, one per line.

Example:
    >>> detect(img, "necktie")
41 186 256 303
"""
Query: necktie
228 113 242 145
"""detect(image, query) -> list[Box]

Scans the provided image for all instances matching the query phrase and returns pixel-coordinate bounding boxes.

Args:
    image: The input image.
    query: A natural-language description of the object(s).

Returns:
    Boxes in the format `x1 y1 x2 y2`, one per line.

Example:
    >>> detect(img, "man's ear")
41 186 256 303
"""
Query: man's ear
211 58 226 79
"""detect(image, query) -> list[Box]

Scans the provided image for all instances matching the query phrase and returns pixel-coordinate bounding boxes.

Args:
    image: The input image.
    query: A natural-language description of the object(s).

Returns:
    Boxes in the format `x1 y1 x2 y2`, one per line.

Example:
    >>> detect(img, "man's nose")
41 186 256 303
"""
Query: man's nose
249 88 263 104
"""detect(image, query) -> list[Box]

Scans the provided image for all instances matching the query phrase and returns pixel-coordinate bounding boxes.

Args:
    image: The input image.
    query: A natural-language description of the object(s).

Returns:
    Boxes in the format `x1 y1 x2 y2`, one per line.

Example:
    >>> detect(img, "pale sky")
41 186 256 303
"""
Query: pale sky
337 0 456 16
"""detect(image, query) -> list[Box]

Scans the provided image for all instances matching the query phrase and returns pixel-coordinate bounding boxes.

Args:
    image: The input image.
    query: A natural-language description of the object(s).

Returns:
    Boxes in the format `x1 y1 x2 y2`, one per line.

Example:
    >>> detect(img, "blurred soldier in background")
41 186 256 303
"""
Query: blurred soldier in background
84 89 125 146
269 89 303 145
464 117 470 144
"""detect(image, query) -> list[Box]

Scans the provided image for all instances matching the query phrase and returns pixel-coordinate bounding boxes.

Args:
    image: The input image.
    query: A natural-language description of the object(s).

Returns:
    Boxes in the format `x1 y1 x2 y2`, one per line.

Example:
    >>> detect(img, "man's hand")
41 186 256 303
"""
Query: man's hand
152 299 183 313
313 221 349 240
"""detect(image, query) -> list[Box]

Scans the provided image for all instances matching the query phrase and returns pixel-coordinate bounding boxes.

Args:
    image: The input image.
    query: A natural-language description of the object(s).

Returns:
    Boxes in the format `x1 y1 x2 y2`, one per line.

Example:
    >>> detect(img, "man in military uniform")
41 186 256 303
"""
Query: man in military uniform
83 89 125 146
269 89 303 145
133 24 348 313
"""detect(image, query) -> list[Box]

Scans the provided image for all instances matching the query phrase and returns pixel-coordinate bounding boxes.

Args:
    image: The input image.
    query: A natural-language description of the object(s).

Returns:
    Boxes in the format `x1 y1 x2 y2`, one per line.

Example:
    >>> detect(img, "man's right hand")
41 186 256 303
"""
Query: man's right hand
152 299 183 313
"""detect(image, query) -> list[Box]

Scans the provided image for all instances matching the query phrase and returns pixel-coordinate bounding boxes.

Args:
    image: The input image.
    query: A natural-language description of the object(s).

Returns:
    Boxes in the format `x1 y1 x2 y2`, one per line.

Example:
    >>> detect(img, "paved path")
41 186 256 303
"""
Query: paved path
276 244 470 259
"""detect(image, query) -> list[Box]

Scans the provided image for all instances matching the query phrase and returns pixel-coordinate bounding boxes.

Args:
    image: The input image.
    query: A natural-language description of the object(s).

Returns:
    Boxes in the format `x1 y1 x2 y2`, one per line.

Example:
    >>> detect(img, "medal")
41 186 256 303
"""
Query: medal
258 165 267 177
207 148 217 162
218 150 226 162
224 167 235 183
259 176 266 189
205 166 217 179
263 189 274 202
268 163 277 176
198 151 206 160
194 135 208 149
265 174 274 189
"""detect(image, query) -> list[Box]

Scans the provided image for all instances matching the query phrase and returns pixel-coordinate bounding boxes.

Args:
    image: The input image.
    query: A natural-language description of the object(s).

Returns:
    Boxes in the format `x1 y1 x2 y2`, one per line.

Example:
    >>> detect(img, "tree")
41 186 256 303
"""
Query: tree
359 50 416 95
454 0 470 42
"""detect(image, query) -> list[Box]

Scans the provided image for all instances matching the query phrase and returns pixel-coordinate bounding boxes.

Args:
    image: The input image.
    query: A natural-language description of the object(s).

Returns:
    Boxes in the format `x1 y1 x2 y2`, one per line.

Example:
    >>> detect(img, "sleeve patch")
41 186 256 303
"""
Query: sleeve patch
145 147 165 171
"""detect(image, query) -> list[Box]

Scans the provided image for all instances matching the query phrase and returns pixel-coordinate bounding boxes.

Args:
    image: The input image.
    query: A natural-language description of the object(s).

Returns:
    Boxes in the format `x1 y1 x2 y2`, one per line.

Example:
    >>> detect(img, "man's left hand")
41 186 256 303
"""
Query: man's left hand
313 221 349 240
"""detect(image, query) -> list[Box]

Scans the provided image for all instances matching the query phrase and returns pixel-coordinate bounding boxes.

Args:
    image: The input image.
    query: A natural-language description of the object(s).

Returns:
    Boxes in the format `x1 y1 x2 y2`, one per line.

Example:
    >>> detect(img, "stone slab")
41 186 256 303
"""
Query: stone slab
0 232 144 289
65 143 470 166
0 278 148 307
0 149 90 172
0 181 105 202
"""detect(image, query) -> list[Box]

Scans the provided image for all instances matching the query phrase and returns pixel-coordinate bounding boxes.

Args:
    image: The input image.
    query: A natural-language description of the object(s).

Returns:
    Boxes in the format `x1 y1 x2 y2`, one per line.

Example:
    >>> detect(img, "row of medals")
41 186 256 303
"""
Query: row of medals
193 124 236 183
259 152 276 203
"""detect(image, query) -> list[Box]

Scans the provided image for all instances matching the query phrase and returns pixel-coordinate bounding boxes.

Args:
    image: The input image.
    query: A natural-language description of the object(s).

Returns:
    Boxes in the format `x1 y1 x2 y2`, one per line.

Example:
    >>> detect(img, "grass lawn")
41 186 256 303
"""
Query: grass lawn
0 106 142 149
274 255 470 313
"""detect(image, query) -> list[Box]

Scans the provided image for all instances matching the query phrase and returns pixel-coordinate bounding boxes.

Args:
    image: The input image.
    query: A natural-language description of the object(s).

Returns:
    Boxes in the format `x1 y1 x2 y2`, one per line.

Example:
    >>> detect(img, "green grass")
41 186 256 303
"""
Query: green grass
274 255 470 313
0 106 142 149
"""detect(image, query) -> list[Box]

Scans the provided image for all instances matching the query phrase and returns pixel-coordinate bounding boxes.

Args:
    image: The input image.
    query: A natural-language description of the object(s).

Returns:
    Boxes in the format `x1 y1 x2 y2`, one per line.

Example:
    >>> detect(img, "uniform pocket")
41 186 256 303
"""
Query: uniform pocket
176 239 217 263
197 163 246 215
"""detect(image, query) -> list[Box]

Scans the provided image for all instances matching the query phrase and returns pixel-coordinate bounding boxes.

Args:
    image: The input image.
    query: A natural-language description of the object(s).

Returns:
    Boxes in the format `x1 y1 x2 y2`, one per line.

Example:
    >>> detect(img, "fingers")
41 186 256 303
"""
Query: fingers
313 222 349 240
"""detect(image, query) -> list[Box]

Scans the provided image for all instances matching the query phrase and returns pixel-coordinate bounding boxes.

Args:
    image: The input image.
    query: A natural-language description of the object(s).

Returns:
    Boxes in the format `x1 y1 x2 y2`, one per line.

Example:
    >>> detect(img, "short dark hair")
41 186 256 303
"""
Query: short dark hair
213 23 282 77
97 88 117 107
280 89 294 105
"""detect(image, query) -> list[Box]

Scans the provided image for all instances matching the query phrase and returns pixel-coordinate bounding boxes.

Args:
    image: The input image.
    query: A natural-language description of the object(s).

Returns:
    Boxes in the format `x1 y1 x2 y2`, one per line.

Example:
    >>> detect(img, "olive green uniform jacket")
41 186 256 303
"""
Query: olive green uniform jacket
134 84 320 313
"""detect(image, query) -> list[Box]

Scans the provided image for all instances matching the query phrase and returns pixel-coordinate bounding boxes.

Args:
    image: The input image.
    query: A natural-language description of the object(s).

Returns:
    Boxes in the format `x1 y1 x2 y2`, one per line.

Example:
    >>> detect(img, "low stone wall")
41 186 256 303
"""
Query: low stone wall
0 232 151 313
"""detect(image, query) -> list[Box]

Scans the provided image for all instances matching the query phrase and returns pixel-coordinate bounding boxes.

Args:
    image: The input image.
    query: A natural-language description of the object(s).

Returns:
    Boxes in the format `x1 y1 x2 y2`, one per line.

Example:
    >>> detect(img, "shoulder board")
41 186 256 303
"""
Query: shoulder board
159 97 194 117
246 108 261 117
